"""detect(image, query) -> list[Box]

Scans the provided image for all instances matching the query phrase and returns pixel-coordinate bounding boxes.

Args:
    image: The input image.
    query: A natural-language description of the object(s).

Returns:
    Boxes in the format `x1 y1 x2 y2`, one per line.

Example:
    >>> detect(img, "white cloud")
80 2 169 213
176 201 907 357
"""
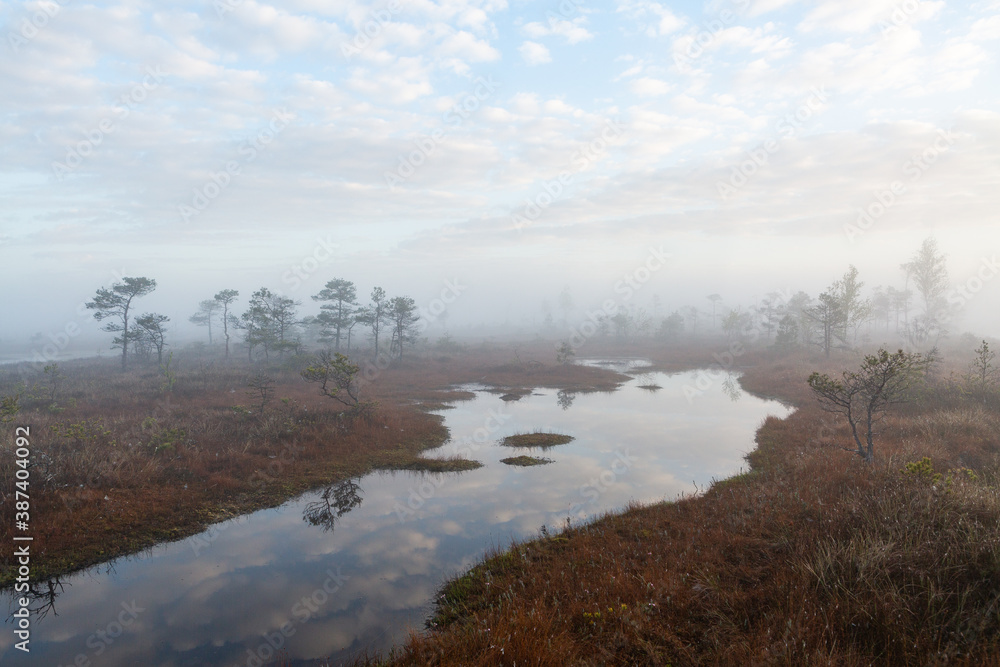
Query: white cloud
346 57 433 103
434 29 502 74
746 0 801 17
509 92 541 116
969 15 1000 41
2 0 999 337
798 0 945 33
522 17 593 44
543 99 578 115
765 25 985 97
437 30 501 62
617 0 685 37
631 77 672 96
518 41 552 65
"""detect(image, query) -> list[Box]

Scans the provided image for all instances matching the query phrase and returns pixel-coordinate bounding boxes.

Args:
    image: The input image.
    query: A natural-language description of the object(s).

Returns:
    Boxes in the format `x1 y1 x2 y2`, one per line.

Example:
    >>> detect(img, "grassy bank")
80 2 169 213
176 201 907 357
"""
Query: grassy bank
371 346 1000 665
500 432 575 448
0 344 628 587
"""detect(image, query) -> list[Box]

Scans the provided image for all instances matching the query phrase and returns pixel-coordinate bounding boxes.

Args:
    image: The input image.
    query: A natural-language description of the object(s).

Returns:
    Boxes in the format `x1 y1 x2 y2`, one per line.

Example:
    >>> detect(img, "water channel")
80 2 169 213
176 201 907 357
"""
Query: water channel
2 360 793 666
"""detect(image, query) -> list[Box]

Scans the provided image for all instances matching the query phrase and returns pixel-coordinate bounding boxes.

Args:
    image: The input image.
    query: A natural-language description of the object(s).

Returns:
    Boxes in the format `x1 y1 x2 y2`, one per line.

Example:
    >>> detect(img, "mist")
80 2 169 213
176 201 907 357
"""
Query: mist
3 2 1000 665
3 0 1000 358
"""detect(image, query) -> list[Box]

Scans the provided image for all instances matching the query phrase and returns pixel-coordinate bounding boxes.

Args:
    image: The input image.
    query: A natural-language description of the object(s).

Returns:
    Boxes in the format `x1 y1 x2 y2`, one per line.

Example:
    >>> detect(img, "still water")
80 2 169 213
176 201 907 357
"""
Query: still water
2 361 792 666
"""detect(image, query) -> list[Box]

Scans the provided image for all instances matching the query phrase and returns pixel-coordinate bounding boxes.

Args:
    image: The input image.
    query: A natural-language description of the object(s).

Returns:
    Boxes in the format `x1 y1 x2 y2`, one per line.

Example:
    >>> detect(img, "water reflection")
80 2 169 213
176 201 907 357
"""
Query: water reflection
17 577 65 622
1 361 793 666
302 478 363 533
634 372 663 392
722 373 743 401
556 389 575 410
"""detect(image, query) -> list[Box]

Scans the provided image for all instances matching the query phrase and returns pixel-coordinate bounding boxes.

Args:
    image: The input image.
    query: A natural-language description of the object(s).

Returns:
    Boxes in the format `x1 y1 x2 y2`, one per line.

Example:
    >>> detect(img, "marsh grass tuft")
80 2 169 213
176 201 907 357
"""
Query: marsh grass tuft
391 456 483 472
501 455 553 466
500 431 574 448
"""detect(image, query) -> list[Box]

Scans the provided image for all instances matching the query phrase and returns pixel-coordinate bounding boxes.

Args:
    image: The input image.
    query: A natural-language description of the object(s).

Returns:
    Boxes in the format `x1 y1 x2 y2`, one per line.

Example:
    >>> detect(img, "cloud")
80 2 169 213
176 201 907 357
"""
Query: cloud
968 15 1000 42
518 41 552 65
630 77 671 96
346 57 434 103
746 0 801 17
798 0 945 34
437 30 501 62
616 0 686 37
2 0 998 335
522 17 593 44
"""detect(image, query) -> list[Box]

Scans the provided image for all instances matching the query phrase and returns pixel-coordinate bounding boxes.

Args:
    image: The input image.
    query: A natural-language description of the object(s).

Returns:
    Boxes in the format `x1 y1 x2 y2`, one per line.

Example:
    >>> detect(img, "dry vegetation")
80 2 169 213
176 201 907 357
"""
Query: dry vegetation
5 337 999 665
501 456 554 467
500 432 575 448
0 342 626 586
365 344 1000 666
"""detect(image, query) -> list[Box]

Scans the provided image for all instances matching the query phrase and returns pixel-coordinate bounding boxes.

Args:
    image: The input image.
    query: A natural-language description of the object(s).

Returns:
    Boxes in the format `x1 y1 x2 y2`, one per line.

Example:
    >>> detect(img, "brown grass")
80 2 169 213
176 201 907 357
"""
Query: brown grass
8 339 1000 664
364 344 1000 666
391 457 484 472
500 456 554 467
500 432 575 448
0 342 621 586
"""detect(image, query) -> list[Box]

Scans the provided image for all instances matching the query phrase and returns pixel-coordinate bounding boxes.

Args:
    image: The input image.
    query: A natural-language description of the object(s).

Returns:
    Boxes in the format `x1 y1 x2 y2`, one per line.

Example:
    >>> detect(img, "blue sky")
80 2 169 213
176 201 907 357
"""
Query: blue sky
2 0 999 339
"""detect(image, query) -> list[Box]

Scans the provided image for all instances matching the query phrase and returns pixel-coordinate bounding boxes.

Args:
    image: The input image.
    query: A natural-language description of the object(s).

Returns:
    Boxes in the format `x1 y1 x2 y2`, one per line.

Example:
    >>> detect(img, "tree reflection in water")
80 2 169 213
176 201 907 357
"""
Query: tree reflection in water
302 478 363 533
556 390 576 410
10 576 66 622
722 373 743 402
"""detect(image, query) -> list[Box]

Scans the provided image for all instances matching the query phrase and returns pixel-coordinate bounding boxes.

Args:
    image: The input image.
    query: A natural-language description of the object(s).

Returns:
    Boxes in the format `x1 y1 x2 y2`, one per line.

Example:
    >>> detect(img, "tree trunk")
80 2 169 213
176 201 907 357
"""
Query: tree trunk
848 416 865 460
121 308 129 371
864 409 875 462
335 302 343 351
223 306 230 359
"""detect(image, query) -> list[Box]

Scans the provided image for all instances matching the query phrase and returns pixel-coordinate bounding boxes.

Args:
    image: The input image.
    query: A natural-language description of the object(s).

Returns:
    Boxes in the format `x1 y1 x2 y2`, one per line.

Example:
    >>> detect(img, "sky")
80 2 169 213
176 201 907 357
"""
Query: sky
1 0 999 346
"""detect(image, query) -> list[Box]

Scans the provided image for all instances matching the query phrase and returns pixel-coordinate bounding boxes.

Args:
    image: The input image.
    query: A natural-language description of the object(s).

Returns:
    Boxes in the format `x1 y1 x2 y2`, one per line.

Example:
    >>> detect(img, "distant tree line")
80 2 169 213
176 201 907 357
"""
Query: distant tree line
86 238 951 370
546 237 952 357
85 277 422 370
